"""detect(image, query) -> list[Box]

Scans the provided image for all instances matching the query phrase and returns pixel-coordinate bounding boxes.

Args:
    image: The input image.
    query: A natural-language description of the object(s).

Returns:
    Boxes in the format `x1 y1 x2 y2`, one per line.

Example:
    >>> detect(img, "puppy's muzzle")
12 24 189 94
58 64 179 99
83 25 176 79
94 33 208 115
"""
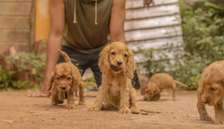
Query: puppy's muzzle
110 64 122 72
201 95 209 103
117 61 123 66
202 96 214 105
61 87 66 90
110 60 124 72
59 85 69 91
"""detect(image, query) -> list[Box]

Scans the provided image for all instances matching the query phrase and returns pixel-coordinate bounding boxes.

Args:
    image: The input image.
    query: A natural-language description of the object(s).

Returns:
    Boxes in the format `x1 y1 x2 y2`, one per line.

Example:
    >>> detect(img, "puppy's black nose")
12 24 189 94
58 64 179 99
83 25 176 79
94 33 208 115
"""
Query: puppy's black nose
61 87 66 90
117 61 123 66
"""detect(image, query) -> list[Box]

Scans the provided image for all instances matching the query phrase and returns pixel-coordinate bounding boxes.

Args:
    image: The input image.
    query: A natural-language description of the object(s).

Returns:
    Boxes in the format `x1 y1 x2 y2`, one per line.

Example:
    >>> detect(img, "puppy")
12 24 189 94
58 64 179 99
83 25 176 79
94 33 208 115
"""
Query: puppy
91 42 139 114
197 61 224 124
50 50 84 109
141 73 177 101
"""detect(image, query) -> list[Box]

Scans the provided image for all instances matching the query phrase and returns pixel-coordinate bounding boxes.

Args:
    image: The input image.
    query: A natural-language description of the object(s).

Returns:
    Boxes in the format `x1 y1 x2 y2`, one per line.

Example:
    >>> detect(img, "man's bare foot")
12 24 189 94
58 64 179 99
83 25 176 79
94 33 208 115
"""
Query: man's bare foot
27 90 50 97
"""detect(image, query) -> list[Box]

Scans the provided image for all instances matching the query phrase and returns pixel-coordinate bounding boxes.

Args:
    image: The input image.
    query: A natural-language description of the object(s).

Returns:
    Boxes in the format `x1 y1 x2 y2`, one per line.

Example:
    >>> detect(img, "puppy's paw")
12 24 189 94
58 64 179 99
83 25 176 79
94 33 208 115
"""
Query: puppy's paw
200 115 212 121
51 101 57 106
131 107 140 114
214 119 224 124
119 107 130 114
66 104 74 110
89 106 101 112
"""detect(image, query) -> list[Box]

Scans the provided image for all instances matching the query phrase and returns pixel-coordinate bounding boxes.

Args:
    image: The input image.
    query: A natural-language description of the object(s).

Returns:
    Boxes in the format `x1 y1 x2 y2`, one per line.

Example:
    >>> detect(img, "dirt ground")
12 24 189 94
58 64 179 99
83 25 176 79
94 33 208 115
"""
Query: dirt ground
0 90 223 129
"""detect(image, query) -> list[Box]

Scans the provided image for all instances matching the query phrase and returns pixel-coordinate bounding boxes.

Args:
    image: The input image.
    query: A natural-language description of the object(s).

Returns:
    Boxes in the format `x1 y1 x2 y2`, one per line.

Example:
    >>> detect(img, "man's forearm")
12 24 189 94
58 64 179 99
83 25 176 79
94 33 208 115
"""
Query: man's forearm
110 0 126 43
45 35 62 76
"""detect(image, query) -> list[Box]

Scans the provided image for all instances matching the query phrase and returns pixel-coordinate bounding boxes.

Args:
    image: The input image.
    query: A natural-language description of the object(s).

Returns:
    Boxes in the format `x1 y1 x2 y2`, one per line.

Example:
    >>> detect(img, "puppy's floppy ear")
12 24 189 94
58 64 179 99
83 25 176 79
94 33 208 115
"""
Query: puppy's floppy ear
154 87 161 95
125 48 135 79
71 66 82 91
98 44 111 74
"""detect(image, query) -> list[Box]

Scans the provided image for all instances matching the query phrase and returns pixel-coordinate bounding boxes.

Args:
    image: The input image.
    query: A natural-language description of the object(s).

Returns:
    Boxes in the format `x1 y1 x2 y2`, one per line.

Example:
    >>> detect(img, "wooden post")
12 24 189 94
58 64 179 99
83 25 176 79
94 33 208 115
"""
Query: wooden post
29 0 36 52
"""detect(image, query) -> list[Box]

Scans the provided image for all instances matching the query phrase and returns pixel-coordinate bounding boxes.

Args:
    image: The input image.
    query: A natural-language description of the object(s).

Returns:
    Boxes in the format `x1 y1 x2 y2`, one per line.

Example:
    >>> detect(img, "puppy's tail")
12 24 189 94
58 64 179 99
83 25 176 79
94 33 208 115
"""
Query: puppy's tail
58 50 71 63
175 80 188 88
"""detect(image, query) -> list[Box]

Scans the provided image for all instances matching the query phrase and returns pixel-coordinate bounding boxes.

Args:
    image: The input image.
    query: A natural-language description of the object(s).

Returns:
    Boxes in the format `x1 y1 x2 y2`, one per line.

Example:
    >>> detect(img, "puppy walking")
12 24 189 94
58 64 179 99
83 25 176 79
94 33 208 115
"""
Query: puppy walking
142 73 176 101
50 50 84 109
141 73 187 101
91 42 139 114
197 61 224 124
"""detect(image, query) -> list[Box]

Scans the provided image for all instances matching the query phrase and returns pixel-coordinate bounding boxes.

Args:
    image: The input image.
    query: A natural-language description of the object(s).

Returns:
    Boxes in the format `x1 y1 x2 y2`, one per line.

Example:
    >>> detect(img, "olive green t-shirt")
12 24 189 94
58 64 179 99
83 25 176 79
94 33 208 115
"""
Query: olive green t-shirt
63 0 113 53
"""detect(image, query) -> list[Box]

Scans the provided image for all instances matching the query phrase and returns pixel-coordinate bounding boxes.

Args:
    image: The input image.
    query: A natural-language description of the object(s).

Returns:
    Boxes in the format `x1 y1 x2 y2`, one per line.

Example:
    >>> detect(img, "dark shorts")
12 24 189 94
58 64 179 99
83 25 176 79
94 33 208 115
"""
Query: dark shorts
58 44 140 89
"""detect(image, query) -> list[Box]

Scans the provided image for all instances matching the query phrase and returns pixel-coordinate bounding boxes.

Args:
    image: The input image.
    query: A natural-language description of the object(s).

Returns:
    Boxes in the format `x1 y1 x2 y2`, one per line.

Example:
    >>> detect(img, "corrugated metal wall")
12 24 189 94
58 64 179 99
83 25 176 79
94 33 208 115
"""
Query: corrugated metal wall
0 0 32 52
125 0 183 55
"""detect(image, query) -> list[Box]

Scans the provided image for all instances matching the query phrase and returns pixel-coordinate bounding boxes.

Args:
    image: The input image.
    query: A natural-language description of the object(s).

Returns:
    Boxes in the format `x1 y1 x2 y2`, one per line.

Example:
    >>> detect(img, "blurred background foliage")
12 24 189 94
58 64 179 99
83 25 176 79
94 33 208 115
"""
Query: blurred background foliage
0 53 46 90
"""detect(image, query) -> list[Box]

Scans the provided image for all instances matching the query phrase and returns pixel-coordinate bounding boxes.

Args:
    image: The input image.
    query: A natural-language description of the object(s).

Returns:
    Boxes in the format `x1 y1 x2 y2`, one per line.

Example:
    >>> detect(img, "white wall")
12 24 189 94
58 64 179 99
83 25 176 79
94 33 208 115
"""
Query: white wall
125 0 183 58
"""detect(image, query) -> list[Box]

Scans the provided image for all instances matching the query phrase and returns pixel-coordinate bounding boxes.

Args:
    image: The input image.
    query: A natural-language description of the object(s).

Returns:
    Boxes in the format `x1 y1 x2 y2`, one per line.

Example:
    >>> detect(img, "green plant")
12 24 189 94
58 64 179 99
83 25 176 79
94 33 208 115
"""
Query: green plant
0 66 13 89
7 52 46 82
0 52 46 90
182 0 224 59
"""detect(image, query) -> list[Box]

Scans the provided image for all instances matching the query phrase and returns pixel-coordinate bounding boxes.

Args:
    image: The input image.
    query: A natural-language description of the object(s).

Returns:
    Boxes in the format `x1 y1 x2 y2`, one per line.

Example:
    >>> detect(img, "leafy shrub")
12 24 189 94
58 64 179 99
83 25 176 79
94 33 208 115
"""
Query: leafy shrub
0 52 46 90
6 52 46 83
182 0 224 60
0 66 13 89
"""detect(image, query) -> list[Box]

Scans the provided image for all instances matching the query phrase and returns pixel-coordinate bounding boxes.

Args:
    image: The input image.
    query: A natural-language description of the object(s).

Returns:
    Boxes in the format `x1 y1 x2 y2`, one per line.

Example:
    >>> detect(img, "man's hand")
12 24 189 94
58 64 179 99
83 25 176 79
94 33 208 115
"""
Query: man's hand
144 0 155 7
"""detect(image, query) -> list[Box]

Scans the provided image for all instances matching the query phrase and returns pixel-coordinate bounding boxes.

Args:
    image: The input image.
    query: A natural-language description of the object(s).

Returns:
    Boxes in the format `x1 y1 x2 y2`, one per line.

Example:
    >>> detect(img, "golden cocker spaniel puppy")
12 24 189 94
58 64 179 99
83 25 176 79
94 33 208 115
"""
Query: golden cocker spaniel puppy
50 50 84 109
142 73 176 101
197 61 224 124
91 42 139 114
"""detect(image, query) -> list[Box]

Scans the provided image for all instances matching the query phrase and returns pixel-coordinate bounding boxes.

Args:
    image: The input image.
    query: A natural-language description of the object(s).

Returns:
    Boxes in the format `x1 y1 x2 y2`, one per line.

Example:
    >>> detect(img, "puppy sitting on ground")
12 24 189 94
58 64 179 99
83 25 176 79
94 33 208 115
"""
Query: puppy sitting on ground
142 73 187 101
90 42 139 114
50 50 84 109
197 61 224 124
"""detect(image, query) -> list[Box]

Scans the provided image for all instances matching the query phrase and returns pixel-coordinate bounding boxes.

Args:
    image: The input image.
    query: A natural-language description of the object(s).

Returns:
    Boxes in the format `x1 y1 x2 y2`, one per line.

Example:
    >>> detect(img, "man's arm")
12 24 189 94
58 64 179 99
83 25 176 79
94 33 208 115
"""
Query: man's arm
42 0 65 91
110 0 126 42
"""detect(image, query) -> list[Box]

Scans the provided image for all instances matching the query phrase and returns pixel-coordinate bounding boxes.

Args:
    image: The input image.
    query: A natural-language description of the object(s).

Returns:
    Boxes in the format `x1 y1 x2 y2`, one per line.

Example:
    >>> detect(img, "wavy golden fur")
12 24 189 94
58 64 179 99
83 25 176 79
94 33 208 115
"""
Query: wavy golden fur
197 60 224 124
142 73 176 101
50 50 84 109
91 42 139 114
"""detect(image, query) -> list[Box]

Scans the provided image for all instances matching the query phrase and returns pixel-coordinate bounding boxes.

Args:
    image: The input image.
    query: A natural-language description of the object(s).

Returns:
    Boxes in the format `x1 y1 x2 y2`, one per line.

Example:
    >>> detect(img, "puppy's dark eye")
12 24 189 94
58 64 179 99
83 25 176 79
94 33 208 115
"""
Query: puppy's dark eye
67 76 72 81
210 87 217 91
111 51 116 55
124 53 128 57
56 76 61 80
